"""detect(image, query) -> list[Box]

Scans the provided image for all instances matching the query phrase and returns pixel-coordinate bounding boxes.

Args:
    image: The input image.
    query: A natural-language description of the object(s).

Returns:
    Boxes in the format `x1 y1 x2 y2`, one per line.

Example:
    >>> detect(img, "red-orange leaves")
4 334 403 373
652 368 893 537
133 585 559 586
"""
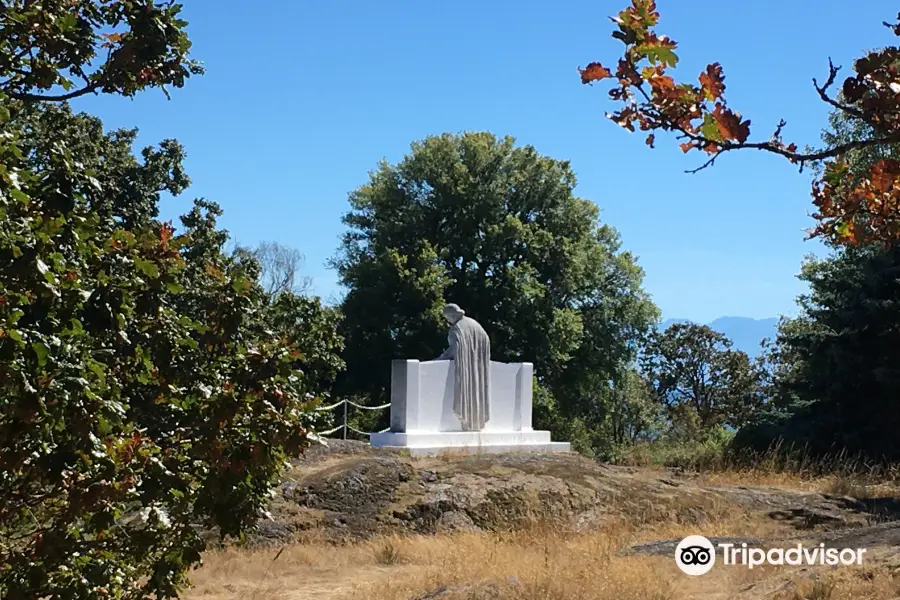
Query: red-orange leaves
812 159 900 245
159 221 174 250
579 2 900 246
699 63 725 101
614 0 659 34
712 104 750 143
872 159 900 193
619 59 643 86
580 62 612 84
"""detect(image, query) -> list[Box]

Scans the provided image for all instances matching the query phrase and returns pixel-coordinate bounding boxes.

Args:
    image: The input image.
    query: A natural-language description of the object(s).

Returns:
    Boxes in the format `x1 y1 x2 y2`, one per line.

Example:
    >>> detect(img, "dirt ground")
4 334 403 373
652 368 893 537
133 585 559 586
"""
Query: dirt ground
184 441 900 600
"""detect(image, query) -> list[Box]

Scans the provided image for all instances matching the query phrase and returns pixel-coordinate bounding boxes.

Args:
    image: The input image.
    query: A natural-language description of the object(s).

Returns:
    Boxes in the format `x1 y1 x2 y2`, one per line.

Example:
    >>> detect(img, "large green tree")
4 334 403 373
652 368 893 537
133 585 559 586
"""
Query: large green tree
641 323 758 438
332 132 658 440
0 4 337 598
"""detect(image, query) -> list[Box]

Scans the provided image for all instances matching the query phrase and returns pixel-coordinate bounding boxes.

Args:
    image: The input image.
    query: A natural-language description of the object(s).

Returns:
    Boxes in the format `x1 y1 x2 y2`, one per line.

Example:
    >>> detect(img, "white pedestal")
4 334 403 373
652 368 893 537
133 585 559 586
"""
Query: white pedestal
370 359 571 456
370 430 571 456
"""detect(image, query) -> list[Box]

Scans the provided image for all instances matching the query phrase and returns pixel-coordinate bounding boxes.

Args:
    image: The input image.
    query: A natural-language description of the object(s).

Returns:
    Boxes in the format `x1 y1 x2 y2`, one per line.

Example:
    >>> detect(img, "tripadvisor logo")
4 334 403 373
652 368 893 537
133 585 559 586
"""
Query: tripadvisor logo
675 535 867 576
675 535 716 576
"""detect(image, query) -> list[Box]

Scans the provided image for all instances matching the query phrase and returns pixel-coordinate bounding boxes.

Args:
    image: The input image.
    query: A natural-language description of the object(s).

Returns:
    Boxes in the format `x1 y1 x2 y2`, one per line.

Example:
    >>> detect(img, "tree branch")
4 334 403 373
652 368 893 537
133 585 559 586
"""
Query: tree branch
813 58 867 122
620 58 900 174
7 80 103 102
681 134 900 174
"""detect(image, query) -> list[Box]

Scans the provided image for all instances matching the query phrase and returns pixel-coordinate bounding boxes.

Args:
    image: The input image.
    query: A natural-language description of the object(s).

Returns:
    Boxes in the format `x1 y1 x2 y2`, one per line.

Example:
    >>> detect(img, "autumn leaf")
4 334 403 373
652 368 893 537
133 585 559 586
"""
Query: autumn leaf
712 103 750 143
580 62 612 84
870 159 900 193
631 0 659 27
159 221 175 250
645 133 655 148
648 74 675 91
699 63 725 101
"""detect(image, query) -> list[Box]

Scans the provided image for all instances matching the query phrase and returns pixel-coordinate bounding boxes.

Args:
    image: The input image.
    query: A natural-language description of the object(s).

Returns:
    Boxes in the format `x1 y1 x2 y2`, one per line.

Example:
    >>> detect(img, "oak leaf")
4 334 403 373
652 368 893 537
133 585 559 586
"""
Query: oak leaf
699 63 725 101
580 62 612 84
712 104 750 143
871 159 900 193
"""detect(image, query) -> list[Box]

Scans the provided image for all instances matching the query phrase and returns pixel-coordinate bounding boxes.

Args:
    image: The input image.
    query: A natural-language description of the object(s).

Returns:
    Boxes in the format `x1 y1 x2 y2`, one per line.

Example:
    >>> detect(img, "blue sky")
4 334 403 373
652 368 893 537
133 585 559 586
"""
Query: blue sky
72 1 896 323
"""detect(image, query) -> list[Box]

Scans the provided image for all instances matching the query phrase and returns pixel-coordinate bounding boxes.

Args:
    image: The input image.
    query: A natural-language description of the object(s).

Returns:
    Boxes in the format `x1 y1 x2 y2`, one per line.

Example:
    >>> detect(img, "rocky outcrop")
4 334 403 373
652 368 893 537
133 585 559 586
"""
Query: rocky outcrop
250 440 896 545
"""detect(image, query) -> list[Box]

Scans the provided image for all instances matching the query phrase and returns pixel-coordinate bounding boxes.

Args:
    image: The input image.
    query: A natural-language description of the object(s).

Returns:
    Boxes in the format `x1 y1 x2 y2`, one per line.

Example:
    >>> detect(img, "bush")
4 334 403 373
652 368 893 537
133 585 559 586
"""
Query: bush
0 6 341 595
617 425 735 470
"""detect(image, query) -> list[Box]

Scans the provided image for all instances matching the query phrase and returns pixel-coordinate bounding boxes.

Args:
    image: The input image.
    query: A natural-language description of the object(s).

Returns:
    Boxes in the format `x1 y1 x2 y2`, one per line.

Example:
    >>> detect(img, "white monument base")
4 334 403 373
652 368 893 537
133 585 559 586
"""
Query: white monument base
370 359 571 456
371 430 571 456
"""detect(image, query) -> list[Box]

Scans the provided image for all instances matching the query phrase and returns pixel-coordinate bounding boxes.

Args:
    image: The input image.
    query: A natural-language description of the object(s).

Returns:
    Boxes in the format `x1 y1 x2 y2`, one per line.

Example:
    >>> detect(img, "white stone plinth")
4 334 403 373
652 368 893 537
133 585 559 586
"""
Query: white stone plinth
370 430 571 456
370 359 570 455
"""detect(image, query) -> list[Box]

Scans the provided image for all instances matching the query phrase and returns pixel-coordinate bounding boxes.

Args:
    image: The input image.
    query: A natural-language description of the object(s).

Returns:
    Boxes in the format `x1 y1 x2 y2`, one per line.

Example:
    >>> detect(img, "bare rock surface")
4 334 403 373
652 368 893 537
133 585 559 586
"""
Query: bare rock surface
252 439 900 550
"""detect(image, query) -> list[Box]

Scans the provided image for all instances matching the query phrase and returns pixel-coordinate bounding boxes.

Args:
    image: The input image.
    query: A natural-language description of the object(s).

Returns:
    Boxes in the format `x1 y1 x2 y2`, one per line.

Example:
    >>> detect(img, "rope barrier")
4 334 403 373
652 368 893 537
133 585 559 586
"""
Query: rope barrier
314 399 391 411
313 400 344 412
310 398 392 438
347 400 391 410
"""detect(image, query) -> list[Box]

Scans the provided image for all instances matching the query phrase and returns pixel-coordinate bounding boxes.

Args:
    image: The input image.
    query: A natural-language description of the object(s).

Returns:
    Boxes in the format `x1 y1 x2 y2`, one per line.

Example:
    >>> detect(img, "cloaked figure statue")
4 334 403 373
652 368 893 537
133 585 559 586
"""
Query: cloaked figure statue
436 303 491 431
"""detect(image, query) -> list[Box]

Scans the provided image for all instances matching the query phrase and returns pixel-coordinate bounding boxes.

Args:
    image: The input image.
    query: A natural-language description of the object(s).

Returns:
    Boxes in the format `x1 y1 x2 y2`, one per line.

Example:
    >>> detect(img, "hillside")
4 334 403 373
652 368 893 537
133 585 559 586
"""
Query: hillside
186 441 900 600
662 316 779 357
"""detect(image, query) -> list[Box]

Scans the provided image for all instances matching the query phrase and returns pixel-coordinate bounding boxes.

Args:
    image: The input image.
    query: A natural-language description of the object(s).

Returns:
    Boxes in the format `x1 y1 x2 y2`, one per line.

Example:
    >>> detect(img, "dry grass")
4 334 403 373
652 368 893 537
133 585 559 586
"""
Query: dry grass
187 523 883 600
184 454 900 600
183 501 835 600
697 469 900 501
187 526 676 600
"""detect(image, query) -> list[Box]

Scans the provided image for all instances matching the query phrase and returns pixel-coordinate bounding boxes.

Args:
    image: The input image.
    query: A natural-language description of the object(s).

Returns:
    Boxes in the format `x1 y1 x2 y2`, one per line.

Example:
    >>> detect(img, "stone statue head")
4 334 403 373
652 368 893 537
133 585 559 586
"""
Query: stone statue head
441 303 465 325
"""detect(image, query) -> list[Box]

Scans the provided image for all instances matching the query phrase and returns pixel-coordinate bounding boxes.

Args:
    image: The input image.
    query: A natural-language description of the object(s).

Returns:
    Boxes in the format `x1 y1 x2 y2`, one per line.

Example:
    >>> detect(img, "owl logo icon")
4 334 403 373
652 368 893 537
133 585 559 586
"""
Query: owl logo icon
675 535 716 575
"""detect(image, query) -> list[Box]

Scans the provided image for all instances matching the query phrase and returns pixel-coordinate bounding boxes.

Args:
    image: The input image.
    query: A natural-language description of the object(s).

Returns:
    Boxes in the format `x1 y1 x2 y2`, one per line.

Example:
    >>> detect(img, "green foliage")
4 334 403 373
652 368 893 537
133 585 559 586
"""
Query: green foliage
619 425 735 470
263 291 345 395
641 322 759 438
1 0 203 102
734 108 900 462
332 132 659 439
595 369 662 453
540 368 662 460
0 5 337 598
734 247 900 460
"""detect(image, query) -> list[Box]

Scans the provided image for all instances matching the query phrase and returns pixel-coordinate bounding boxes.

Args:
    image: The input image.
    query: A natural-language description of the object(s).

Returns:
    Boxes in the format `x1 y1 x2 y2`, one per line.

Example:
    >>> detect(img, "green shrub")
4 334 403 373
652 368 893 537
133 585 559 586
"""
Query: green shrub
0 5 341 597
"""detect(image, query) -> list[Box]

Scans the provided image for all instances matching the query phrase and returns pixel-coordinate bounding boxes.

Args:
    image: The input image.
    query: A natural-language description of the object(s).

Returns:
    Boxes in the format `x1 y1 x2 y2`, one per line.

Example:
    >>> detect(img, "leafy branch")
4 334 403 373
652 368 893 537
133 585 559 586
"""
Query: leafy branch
579 1 900 245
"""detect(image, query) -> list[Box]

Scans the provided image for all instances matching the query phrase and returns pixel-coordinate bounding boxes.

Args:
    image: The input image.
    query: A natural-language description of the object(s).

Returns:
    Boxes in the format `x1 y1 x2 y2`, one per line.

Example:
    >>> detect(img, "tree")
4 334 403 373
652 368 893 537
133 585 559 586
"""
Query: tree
0 4 334 598
331 132 659 439
641 323 758 437
734 247 900 459
236 241 313 297
0 0 203 102
262 291 345 395
734 105 900 460
579 1 900 246
600 368 662 448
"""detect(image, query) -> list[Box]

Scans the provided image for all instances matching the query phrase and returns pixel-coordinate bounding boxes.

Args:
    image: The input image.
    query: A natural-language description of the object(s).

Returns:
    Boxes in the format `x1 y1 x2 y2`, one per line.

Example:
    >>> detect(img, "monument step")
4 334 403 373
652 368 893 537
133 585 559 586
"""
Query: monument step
369 430 571 456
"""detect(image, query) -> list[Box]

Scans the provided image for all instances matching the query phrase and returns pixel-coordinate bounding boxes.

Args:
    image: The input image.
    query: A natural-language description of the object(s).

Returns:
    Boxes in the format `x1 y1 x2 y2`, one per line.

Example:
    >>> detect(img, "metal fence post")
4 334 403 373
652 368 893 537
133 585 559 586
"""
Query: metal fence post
342 398 348 440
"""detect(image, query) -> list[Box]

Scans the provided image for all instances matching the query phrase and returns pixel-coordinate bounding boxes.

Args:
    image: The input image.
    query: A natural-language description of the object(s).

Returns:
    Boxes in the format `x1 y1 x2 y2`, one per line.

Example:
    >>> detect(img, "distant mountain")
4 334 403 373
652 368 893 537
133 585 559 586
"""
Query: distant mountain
661 316 779 358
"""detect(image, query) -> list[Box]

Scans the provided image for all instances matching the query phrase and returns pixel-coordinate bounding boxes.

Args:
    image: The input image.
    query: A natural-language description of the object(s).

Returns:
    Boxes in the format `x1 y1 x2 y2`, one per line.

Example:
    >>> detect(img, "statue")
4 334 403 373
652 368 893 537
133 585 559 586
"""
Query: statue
436 303 491 431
